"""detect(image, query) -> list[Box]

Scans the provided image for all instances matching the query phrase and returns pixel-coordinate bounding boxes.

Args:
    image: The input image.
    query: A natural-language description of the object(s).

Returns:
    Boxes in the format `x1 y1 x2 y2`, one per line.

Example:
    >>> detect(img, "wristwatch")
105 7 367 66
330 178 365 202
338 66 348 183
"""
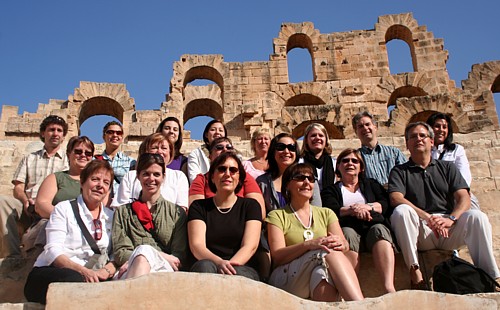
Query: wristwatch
449 215 458 225
368 203 374 212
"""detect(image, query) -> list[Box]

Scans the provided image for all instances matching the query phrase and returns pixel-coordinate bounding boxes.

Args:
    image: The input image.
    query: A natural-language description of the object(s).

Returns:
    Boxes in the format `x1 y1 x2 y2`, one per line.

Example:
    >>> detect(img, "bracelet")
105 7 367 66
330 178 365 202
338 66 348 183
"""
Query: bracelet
103 266 113 278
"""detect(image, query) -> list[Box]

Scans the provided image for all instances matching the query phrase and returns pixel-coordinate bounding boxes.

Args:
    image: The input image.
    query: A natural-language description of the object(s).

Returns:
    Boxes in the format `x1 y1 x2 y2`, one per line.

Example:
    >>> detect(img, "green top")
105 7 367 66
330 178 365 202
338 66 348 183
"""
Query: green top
53 171 80 206
112 195 188 266
265 205 338 246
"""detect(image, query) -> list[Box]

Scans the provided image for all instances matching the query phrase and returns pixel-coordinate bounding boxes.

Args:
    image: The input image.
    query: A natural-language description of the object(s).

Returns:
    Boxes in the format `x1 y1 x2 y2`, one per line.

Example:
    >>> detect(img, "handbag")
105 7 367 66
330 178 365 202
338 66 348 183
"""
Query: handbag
70 199 109 270
433 253 500 294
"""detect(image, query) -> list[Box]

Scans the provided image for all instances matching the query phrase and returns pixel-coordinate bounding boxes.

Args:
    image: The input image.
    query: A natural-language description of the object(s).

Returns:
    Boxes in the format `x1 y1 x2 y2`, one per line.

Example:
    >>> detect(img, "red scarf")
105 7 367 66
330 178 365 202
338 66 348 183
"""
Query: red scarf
131 200 154 231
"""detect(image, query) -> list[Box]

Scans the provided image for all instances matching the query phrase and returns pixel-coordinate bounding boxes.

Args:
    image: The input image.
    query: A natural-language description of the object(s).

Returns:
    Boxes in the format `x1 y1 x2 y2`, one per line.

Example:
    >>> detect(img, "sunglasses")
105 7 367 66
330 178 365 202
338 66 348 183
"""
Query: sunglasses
214 144 234 151
73 149 93 157
93 219 102 241
341 157 360 164
275 143 297 152
105 129 123 136
216 165 239 175
292 174 316 182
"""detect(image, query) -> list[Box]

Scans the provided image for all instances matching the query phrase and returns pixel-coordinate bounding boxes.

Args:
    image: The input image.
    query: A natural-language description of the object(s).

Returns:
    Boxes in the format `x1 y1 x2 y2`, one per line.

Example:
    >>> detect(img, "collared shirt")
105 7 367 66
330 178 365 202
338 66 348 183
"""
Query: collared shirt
34 195 114 267
431 144 471 186
388 158 469 214
12 147 69 199
359 143 407 186
100 151 136 194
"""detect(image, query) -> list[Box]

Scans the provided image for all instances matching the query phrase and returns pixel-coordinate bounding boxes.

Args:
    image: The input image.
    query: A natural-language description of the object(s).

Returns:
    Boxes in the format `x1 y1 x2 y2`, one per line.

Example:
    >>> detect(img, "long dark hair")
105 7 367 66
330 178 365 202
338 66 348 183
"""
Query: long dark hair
266 133 299 180
156 116 184 157
426 112 456 151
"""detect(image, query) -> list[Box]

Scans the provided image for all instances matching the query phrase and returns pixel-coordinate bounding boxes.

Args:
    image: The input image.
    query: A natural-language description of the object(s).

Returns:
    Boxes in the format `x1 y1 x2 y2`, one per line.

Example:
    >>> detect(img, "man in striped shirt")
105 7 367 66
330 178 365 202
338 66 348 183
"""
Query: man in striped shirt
353 111 406 188
0 115 69 262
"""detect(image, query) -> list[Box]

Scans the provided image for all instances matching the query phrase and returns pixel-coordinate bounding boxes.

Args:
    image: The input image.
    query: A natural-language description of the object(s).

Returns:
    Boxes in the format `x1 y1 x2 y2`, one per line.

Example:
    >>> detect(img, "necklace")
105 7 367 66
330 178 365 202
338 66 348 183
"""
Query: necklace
213 197 233 214
289 204 314 241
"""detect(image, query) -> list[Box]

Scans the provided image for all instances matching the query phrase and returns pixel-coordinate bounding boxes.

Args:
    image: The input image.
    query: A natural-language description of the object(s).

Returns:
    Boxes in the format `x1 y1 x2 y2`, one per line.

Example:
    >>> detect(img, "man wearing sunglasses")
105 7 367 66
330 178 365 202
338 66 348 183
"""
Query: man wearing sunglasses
0 115 69 266
95 121 136 196
353 111 406 188
388 122 499 289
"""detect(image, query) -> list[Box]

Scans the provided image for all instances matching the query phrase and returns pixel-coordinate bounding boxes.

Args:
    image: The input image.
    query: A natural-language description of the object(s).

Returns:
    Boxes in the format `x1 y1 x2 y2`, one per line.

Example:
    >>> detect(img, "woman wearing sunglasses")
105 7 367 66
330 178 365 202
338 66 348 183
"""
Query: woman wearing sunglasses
257 133 321 214
266 163 363 301
24 160 116 304
113 133 189 210
112 153 187 279
36 136 94 219
187 119 227 183
188 152 262 280
321 148 396 293
188 137 265 217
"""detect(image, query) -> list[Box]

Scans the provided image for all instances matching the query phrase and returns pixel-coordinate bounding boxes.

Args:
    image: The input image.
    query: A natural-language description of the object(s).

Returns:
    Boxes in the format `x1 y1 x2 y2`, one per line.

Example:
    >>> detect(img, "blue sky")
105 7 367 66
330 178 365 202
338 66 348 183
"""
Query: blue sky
1 1 499 143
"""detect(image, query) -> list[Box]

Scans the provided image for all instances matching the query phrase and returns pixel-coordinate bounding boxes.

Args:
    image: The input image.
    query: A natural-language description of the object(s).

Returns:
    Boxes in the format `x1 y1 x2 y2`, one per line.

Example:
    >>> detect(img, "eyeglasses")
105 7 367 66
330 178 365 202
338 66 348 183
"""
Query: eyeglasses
408 133 430 140
292 174 316 182
105 129 123 136
341 157 360 164
93 219 102 241
276 143 297 152
73 149 93 157
216 165 239 175
214 144 234 151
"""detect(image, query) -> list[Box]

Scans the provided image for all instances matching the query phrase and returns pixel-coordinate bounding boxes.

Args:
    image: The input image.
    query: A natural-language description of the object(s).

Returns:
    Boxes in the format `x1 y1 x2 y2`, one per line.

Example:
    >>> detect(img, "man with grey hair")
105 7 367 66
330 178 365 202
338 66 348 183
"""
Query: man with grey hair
352 111 406 188
388 121 499 289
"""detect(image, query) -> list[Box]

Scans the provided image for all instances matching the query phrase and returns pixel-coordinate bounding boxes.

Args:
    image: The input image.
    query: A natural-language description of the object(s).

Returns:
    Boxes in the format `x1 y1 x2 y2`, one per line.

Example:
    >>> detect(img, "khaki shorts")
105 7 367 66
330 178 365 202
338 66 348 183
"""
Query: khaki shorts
342 224 394 253
269 250 333 299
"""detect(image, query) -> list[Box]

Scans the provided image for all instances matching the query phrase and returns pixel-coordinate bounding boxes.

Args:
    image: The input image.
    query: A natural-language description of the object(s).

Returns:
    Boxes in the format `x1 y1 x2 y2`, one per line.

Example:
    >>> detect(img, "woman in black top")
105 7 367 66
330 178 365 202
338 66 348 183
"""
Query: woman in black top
321 148 396 293
188 152 262 280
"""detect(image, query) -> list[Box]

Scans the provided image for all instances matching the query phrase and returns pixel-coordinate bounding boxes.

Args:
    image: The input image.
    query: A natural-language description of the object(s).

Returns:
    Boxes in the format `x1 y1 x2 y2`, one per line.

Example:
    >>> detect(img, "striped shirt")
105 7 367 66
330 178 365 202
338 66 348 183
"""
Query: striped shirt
100 151 136 194
12 147 69 199
359 143 407 186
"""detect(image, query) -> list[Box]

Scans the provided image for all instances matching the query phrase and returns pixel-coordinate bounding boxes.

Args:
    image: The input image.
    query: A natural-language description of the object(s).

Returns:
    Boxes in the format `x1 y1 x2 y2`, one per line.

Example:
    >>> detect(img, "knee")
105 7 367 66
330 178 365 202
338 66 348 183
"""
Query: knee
191 259 218 273
342 227 360 252
390 204 415 224
460 210 491 227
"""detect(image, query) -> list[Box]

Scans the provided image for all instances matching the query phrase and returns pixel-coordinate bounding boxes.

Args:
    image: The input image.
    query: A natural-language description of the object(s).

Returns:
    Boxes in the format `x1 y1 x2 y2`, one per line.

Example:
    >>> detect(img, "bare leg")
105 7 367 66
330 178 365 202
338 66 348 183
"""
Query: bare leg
344 250 359 274
125 255 151 279
311 279 339 302
372 240 396 293
325 251 364 301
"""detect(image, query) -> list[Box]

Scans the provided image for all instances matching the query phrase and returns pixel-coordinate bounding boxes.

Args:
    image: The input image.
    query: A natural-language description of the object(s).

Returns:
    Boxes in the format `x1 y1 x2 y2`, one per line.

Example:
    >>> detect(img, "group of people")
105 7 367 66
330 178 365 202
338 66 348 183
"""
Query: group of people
0 110 497 304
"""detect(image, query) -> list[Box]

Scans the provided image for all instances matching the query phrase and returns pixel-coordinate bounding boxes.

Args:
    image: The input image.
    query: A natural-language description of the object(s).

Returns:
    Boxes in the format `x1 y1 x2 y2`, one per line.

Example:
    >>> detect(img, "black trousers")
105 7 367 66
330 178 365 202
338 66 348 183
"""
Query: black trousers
24 266 84 304
190 259 260 281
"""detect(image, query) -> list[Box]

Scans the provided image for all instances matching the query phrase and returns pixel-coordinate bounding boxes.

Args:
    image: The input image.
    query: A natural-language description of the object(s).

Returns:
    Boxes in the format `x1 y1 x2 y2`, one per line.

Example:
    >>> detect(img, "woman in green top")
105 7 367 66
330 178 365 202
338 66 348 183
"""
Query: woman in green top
35 136 94 218
266 163 363 301
112 153 187 279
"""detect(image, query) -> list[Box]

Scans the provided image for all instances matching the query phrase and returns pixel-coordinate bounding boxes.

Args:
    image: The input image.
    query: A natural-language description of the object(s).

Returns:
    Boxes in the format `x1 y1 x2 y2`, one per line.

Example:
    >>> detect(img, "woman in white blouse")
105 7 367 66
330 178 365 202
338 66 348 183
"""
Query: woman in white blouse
112 133 189 210
24 160 116 304
426 113 479 209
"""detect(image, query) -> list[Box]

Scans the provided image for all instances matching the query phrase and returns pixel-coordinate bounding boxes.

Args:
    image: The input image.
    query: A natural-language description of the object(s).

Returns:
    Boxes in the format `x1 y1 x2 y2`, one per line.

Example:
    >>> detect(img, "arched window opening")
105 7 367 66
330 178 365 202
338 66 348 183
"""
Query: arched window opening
385 25 417 73
386 39 414 74
286 33 315 83
292 120 343 140
80 115 121 144
288 48 314 83
387 86 427 117
184 115 215 141
188 79 217 86
285 94 325 107
492 75 500 121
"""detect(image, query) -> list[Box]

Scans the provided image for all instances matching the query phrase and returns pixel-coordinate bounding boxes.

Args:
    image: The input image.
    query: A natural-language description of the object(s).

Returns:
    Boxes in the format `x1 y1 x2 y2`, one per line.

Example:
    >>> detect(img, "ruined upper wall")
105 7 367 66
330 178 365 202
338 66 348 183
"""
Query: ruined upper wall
0 12 499 142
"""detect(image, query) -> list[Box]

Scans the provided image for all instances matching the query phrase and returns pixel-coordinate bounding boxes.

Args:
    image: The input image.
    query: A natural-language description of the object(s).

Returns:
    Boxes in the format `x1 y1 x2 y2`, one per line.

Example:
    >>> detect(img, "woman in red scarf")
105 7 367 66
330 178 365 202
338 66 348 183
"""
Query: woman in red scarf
112 153 187 279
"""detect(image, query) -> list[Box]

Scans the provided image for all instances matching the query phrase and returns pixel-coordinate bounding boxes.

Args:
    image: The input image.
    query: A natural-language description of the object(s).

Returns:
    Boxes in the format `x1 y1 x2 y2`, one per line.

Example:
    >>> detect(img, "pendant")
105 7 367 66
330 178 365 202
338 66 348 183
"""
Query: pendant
303 230 314 241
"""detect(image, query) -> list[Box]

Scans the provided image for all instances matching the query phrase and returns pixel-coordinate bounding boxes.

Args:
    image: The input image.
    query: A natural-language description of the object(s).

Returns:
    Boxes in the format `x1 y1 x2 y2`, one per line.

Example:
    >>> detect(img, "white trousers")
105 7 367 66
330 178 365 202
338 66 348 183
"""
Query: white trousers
390 204 500 278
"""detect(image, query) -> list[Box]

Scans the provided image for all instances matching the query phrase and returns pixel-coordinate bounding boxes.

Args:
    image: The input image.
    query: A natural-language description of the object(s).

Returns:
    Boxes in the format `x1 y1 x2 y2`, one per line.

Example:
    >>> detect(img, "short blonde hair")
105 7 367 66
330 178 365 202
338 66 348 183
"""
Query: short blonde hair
300 123 333 156
250 128 272 154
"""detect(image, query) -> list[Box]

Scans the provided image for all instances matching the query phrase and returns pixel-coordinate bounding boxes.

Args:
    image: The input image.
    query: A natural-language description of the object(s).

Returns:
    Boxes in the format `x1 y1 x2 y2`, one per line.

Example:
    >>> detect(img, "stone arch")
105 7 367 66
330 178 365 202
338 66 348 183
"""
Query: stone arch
286 33 315 82
68 81 135 135
183 65 224 90
183 99 223 124
462 61 500 95
387 86 428 108
385 24 417 72
389 94 467 135
291 120 343 140
375 13 448 72
285 93 325 107
407 110 459 133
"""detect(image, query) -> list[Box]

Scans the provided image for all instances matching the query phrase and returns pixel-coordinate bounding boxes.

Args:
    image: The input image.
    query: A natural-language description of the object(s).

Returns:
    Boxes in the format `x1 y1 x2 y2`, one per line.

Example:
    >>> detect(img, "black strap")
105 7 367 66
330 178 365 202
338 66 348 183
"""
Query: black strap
438 150 446 160
70 199 101 255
